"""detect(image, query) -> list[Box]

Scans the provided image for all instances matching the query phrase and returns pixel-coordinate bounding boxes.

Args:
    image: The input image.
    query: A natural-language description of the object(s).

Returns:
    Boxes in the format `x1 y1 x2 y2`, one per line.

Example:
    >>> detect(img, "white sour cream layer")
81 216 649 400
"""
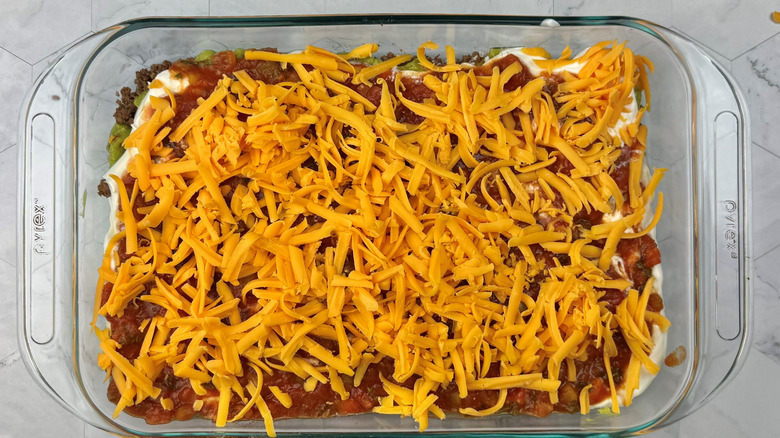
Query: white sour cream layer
103 48 664 410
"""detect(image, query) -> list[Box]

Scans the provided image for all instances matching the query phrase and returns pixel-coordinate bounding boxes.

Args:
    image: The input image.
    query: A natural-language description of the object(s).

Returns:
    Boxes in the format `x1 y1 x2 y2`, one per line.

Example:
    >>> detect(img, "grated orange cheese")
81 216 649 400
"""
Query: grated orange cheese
96 41 669 434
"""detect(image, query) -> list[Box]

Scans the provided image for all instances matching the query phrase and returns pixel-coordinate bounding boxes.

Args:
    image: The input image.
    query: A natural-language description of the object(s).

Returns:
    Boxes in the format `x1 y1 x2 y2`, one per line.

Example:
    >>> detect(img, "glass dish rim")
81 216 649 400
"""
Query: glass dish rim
58 14 723 436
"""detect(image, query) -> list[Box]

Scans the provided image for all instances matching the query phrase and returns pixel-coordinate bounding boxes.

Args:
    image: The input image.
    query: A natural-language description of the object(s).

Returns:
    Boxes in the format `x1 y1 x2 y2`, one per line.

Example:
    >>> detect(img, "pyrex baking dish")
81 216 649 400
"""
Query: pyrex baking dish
17 15 751 436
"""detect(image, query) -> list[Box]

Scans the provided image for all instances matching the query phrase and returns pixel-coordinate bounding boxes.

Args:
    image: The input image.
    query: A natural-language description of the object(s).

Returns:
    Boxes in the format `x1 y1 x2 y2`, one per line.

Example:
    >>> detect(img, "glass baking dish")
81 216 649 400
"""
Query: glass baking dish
17 15 751 437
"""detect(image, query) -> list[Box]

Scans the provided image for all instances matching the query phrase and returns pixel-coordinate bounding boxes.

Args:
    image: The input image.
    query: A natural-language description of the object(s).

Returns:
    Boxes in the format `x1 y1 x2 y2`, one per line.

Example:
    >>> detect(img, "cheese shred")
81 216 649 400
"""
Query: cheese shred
96 41 666 434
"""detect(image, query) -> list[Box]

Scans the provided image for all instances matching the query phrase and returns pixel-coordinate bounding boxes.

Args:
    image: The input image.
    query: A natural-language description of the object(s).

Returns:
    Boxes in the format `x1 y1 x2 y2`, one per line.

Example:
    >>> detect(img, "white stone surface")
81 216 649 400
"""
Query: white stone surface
0 148 18 278
211 0 326 15
0 354 86 438
676 348 780 438
750 144 780 259
671 0 779 60
555 0 673 24
324 0 552 15
752 244 780 362
0 260 17 360
3 1 779 437
732 32 780 157
670 26 734 72
0 0 91 64
0 48 31 151
92 0 210 31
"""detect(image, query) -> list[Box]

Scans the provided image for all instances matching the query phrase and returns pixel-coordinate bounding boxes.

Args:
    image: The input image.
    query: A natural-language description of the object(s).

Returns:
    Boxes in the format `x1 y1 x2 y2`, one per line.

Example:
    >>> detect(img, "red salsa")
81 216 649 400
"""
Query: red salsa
102 47 664 427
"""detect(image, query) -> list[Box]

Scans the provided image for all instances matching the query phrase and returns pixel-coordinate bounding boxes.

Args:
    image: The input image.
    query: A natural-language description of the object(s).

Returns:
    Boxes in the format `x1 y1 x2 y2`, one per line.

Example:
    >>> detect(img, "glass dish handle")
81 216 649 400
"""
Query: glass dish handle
660 28 752 423
17 29 130 433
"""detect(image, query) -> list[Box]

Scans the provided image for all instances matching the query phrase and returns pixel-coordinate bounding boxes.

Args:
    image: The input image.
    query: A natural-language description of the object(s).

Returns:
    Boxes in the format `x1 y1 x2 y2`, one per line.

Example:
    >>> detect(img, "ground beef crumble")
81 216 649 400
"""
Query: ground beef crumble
113 60 174 125
97 179 111 197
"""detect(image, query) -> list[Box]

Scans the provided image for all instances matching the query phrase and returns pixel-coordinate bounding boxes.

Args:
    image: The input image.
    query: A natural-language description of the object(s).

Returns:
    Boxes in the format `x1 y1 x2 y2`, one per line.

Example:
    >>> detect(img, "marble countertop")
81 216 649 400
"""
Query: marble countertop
2 1 779 437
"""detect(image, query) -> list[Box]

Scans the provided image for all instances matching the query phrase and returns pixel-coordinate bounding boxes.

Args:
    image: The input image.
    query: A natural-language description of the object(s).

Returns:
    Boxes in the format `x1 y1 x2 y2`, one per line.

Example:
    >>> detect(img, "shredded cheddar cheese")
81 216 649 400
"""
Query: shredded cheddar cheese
95 41 669 435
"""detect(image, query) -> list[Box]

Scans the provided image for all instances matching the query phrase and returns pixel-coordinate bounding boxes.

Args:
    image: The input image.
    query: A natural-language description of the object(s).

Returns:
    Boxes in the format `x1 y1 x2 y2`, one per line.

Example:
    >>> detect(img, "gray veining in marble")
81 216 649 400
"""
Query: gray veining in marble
0 356 86 438
749 145 780 259
2 1 780 437
555 0 673 24
677 349 780 437
733 33 780 157
0 0 91 64
671 0 779 60
752 244 780 363
92 0 210 31
669 26 734 72
0 149 18 273
0 48 31 151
